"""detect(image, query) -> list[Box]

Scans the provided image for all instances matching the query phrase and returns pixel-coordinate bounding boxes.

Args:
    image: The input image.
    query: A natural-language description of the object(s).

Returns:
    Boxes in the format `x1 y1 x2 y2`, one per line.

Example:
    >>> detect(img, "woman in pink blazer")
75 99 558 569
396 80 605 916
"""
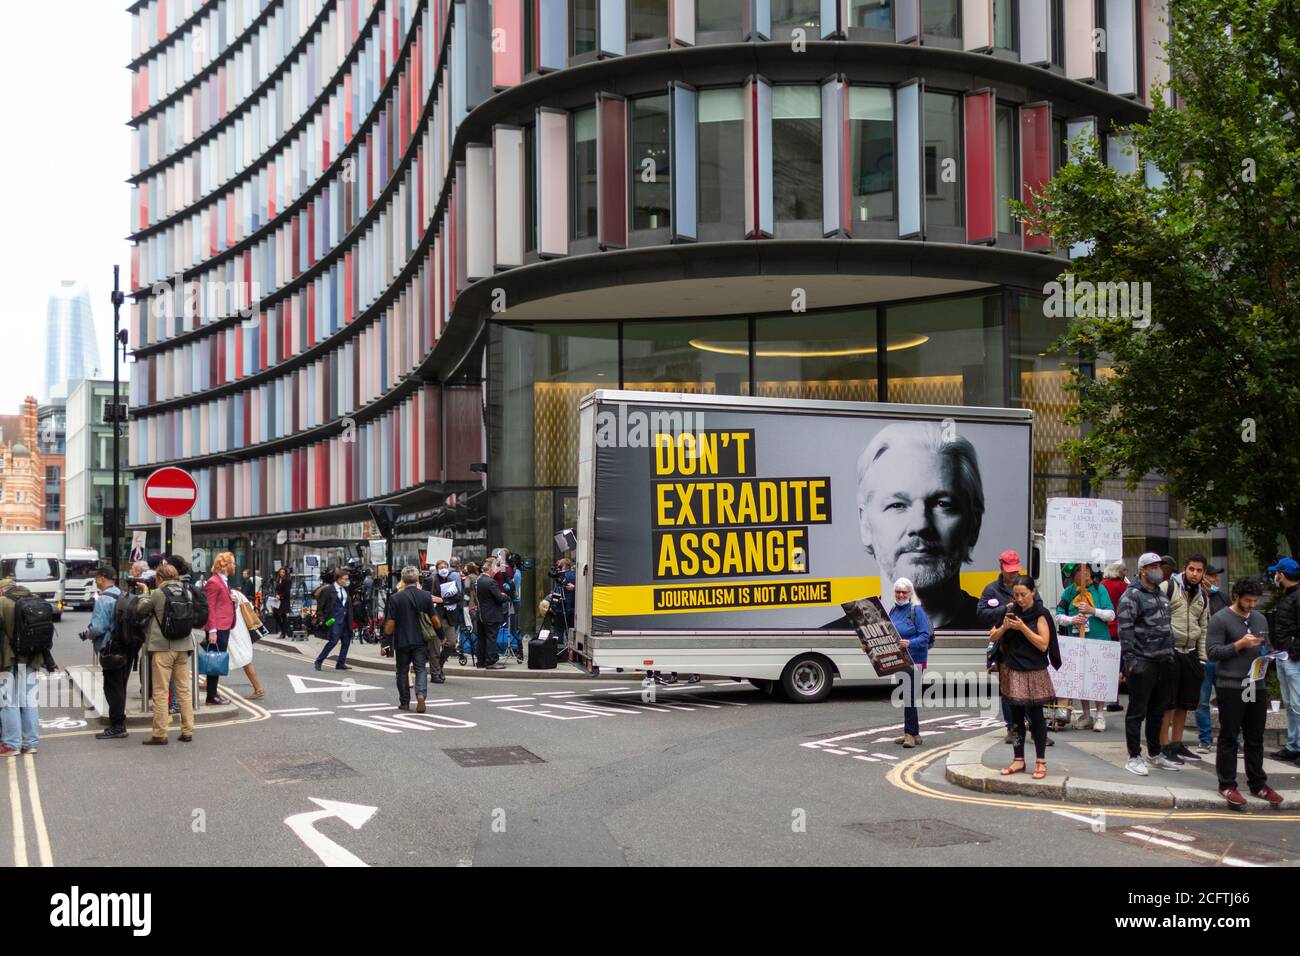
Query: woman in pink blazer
204 552 240 704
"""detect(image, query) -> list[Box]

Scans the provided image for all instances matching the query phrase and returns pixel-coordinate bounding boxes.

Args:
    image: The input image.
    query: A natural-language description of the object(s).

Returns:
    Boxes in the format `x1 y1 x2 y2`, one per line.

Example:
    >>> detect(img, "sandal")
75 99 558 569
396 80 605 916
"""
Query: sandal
1033 760 1048 780
1000 759 1026 776
248 690 265 701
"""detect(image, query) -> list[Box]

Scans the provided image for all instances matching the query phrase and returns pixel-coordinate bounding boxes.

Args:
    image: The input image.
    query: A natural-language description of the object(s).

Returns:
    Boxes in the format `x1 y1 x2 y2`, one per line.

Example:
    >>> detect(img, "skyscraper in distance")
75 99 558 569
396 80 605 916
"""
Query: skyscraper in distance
44 280 100 401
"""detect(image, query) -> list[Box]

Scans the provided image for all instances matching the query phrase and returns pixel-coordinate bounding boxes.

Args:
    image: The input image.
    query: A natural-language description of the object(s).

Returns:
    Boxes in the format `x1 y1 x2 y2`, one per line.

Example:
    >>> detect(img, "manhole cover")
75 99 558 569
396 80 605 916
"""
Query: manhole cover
846 818 994 848
442 746 544 767
237 751 360 785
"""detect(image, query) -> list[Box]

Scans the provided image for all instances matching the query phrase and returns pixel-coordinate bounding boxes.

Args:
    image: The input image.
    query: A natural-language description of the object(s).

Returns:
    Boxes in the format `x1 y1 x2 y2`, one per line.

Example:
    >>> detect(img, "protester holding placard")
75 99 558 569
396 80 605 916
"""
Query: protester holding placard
990 575 1060 780
1054 563 1116 732
889 578 932 749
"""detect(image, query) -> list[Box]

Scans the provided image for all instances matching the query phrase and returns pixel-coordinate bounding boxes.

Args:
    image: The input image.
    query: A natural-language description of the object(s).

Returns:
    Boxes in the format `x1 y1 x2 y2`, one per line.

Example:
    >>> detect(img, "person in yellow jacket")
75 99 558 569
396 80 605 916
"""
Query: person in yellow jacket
1158 555 1210 764
0 579 50 757
133 562 196 745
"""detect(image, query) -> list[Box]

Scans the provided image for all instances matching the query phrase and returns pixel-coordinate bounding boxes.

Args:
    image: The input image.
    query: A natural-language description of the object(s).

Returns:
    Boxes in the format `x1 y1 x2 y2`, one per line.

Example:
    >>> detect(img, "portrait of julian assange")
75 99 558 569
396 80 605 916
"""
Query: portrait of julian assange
850 420 985 630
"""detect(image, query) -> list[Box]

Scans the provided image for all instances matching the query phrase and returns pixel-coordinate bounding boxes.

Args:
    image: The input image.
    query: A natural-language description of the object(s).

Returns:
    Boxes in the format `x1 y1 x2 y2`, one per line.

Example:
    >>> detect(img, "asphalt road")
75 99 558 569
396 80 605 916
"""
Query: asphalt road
7 610 1299 867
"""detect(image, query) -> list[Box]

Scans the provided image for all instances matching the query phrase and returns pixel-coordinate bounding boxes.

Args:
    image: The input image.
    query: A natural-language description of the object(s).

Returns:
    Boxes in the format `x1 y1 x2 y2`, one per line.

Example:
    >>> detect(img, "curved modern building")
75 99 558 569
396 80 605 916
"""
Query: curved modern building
130 0 1236 617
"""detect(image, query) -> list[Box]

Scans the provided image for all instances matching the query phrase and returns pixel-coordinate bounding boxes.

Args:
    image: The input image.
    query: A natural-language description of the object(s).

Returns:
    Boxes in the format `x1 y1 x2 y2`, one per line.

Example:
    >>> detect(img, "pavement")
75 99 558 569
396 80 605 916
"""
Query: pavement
259 630 642 681
12 610 1300 868
945 710 1300 812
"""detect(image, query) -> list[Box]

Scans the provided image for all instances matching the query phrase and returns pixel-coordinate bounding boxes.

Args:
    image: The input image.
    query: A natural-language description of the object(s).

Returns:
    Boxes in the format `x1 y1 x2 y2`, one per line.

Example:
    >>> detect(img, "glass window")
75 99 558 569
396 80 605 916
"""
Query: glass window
996 104 1017 235
885 292 1004 407
699 88 745 231
629 0 668 40
1009 291 1076 481
571 107 597 240
572 0 597 54
697 0 744 31
630 95 671 231
849 86 894 224
491 322 619 487
993 0 1013 48
0 559 60 582
525 124 537 253
772 0 819 30
849 0 892 28
924 92 963 228
754 309 879 401
1050 0 1064 66
525 0 536 72
622 318 750 395
922 0 959 36
773 86 821 222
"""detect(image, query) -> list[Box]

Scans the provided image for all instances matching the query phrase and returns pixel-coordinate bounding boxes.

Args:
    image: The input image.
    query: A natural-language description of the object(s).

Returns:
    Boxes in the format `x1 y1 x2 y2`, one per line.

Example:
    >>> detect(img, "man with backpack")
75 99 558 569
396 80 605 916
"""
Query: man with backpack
134 561 196 745
0 577 57 757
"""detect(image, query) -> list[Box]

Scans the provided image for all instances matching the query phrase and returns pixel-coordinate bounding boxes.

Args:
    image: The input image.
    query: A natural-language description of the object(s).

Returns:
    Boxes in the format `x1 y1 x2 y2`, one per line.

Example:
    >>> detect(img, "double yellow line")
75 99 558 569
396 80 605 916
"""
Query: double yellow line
6 756 52 867
887 736 1300 822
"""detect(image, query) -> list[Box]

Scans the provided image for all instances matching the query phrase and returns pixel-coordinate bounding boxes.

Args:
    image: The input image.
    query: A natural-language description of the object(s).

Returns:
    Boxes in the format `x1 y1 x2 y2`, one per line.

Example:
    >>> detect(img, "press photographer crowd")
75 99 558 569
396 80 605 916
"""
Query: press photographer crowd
0 546 578 752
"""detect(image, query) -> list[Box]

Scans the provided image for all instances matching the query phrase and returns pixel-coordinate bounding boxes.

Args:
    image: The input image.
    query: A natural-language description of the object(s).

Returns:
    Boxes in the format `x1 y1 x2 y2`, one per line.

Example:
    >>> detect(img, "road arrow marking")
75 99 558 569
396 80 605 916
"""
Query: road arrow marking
285 798 378 867
287 674 384 695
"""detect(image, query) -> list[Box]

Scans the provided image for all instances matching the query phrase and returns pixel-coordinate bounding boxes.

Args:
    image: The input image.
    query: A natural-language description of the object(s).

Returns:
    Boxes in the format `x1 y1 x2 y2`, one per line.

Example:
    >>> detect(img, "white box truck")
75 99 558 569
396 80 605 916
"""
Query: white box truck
0 531 67 620
570 390 1034 702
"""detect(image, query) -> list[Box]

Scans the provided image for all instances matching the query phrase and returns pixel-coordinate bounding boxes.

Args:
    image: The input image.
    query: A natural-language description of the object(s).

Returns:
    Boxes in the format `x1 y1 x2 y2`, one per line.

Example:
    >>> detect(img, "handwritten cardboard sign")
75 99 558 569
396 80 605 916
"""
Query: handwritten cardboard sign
1045 497 1123 565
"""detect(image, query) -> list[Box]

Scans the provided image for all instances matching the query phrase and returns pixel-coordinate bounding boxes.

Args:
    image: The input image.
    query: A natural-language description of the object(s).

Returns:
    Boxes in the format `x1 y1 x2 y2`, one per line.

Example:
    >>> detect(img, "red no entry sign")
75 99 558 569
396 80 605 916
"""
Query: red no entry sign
143 466 198 520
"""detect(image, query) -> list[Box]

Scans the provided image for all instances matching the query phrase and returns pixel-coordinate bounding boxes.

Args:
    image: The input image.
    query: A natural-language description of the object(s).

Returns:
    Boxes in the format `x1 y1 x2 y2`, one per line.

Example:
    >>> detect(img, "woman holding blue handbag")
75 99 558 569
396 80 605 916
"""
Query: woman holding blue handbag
203 552 239 706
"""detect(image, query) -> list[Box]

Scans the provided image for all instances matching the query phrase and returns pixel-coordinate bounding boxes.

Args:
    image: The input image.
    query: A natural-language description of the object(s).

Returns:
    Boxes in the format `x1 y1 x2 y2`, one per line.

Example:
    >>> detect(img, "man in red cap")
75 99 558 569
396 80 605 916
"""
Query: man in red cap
976 550 1024 630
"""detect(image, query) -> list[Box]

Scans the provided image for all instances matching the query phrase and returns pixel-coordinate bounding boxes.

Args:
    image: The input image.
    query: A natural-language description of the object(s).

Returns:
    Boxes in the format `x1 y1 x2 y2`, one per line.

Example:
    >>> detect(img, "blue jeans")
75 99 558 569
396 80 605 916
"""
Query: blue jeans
0 663 41 751
1195 661 1217 746
1276 657 1300 753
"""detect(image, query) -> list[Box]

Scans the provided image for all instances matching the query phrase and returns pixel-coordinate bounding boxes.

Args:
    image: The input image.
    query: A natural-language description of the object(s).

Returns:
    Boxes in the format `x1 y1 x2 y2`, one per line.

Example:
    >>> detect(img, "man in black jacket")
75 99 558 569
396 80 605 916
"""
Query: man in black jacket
475 558 509 670
385 568 439 710
314 567 353 671
1268 557 1300 762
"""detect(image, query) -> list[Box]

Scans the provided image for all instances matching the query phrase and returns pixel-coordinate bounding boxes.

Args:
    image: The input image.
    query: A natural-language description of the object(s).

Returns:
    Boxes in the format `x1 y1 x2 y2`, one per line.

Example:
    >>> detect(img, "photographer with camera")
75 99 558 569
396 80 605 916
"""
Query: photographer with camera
83 567 126 738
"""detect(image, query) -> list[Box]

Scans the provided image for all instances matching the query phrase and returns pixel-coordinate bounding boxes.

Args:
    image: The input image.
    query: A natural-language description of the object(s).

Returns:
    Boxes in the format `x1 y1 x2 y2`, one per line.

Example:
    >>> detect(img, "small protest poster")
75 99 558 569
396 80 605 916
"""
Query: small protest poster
1045 497 1123 565
1050 635 1121 702
842 597 913 676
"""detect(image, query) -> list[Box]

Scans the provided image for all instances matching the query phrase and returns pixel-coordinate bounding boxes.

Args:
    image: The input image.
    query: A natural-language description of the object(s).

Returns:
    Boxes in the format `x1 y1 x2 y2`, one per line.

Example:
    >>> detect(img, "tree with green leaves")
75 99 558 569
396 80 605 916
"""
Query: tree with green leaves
1016 0 1300 563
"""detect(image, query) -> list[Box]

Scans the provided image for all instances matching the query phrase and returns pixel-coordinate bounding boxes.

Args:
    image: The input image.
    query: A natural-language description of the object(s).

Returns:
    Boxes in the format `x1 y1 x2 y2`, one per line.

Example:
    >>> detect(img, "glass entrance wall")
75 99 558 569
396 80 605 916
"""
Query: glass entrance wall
487 286 1098 609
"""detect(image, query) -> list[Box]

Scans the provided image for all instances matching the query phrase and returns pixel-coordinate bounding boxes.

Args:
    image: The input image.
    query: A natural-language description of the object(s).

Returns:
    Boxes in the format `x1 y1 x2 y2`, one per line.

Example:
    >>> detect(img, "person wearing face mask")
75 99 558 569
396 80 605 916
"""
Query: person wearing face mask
1117 553 1178 776
1194 565 1228 753
887 578 932 749
1266 557 1300 763
433 560 462 678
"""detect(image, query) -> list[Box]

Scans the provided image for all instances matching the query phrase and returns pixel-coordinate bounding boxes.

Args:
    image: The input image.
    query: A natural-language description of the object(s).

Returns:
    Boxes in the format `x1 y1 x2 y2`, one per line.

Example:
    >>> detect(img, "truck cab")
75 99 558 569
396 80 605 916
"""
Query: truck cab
0 552 66 620
65 548 100 611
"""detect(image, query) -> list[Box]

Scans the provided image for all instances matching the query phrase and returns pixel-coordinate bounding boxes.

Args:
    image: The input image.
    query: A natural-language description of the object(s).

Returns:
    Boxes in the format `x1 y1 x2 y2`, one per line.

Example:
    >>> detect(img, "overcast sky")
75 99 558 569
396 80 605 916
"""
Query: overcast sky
0 1 133 412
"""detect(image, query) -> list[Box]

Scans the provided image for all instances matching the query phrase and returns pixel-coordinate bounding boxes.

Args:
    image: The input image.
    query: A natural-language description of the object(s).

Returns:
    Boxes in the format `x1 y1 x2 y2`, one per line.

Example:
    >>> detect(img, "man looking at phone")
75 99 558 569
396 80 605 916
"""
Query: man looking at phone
1206 577 1283 808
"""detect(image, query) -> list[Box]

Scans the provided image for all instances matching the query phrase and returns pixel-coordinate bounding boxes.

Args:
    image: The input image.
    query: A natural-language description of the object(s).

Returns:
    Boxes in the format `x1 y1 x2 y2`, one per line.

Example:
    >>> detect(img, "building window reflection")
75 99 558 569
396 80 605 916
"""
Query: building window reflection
885 293 1004 407
773 86 822 227
754 309 880 401
571 107 598 240
924 91 963 228
623 318 749 395
630 95 672 232
699 88 746 237
849 86 895 225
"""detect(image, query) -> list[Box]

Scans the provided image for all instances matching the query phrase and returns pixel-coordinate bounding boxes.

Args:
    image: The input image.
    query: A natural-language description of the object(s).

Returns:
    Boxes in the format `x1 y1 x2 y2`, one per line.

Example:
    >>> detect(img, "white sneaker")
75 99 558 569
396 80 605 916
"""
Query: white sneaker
1147 754 1182 771
1093 714 1106 732
1073 714 1094 730
1125 756 1149 776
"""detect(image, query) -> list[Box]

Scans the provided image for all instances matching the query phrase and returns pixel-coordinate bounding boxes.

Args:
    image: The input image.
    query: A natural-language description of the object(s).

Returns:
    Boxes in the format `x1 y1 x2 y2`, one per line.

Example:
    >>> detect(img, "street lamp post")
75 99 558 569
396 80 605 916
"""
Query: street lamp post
110 266 126 579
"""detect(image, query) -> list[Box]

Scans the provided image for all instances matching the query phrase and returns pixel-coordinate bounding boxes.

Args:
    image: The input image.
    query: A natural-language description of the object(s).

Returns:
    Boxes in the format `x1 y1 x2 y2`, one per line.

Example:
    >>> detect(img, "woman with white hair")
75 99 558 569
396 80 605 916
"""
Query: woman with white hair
889 577 933 749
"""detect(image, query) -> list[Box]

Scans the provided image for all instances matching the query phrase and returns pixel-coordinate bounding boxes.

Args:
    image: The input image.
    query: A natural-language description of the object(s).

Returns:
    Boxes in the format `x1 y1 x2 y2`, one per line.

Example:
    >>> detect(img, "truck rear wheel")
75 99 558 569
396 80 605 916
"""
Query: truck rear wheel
780 654 833 703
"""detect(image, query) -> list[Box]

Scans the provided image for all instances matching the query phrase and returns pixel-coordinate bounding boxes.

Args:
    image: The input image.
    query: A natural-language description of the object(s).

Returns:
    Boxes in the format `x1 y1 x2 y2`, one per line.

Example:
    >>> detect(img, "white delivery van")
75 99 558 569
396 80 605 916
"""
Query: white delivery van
570 390 1035 702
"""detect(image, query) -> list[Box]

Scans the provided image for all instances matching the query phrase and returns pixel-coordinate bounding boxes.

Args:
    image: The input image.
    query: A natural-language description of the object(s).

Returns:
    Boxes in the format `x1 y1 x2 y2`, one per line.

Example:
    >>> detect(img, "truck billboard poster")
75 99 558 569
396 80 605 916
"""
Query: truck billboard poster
589 395 1032 633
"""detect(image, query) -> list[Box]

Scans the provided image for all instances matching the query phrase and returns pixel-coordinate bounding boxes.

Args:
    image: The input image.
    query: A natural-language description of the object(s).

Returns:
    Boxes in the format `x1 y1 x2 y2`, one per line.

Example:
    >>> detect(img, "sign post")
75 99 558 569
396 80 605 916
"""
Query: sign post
140 466 201 719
